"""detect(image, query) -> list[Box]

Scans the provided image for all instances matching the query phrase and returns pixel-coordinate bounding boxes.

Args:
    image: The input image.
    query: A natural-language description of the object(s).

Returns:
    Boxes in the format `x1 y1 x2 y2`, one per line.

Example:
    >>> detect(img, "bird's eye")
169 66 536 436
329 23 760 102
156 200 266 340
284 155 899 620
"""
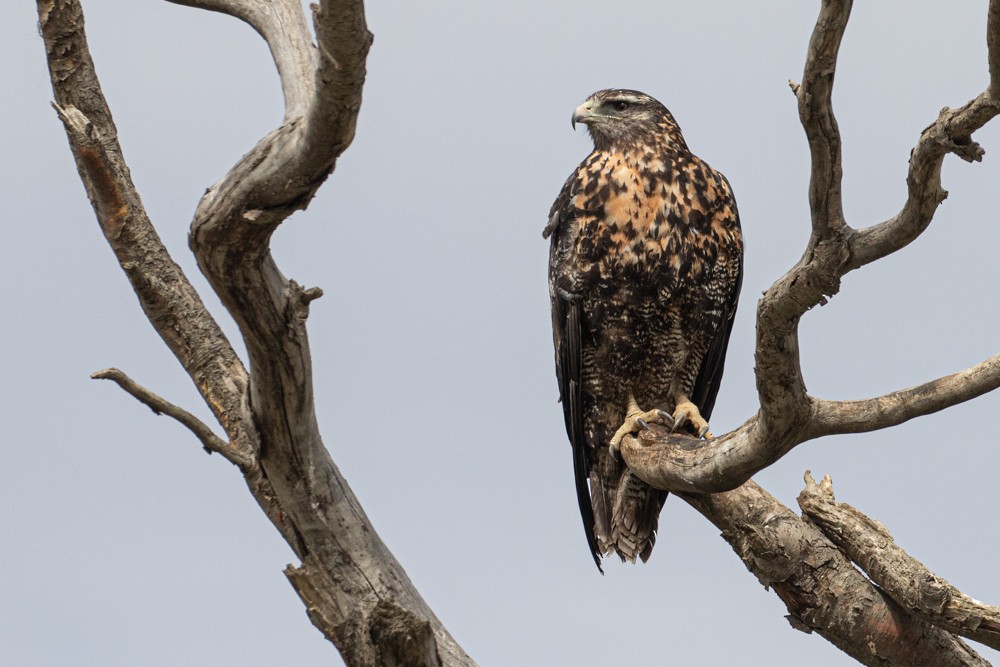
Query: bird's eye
612 101 630 111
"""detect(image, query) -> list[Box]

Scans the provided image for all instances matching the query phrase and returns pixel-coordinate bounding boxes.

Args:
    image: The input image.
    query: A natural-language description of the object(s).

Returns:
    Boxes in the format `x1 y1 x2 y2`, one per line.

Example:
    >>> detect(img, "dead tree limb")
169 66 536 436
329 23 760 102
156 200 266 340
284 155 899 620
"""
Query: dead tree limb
38 1 474 665
621 0 1000 496
799 473 1000 652
680 483 989 666
90 367 248 467
630 2 999 663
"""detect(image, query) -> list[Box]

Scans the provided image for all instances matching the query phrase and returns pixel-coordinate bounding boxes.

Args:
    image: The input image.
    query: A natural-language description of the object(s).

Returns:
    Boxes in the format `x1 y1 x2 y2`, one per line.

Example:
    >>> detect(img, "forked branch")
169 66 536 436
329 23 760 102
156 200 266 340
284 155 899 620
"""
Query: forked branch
622 0 1000 497
812 354 1000 434
38 0 473 664
624 5 999 662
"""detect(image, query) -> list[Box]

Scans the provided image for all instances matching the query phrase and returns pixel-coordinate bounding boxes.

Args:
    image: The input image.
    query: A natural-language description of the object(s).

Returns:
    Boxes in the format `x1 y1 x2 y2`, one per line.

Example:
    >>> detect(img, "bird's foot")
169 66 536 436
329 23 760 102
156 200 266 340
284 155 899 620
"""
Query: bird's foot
609 401 673 459
672 398 712 438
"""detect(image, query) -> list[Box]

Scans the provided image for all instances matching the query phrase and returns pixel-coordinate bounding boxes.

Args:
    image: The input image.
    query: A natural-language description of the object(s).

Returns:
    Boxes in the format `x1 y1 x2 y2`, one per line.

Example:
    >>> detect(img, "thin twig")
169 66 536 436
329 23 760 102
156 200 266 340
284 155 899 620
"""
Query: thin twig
92 368 253 469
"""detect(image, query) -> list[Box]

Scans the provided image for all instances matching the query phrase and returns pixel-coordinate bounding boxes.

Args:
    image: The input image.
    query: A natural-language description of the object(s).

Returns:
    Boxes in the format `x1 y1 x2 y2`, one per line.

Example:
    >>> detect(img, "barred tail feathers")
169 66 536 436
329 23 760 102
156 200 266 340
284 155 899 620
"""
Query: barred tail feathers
611 471 666 563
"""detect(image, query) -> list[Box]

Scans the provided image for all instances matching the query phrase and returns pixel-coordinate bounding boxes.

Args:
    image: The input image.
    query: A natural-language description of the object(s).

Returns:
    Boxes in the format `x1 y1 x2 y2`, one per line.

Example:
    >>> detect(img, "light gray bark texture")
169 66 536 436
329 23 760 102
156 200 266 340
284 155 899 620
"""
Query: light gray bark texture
799 473 1000 652
36 0 1000 664
38 1 471 665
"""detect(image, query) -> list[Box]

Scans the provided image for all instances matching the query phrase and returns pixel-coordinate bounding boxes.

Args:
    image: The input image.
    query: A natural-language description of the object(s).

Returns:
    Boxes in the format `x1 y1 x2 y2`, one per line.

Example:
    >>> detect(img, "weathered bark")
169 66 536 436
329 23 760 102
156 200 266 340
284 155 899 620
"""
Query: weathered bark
620 350 1000 493
680 483 988 667
38 1 473 665
799 473 1000 652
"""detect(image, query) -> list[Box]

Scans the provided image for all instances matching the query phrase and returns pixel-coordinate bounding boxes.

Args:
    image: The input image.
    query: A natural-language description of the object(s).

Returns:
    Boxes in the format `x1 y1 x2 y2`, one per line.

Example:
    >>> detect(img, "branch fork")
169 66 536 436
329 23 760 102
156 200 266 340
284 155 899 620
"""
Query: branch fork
620 0 1000 501
39 1 470 665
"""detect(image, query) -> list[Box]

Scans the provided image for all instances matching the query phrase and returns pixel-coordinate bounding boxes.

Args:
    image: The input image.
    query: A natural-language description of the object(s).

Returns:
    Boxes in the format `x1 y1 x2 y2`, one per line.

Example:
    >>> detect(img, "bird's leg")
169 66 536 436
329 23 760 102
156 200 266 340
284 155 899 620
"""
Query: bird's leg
608 393 674 458
672 394 711 438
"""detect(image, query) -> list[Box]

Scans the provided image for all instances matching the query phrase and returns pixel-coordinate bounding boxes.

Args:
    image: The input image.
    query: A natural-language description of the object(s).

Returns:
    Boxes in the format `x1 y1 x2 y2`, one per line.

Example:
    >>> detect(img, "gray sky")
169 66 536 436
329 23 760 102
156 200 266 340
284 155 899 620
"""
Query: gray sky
4 1 1000 665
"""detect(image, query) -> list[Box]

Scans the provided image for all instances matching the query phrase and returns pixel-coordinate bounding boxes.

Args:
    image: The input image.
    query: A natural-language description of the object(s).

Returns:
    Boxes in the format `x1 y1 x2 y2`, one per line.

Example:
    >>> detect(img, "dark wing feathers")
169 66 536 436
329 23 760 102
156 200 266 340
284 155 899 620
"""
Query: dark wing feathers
690 250 742 422
542 172 575 241
560 300 602 571
547 176 603 571
690 180 743 422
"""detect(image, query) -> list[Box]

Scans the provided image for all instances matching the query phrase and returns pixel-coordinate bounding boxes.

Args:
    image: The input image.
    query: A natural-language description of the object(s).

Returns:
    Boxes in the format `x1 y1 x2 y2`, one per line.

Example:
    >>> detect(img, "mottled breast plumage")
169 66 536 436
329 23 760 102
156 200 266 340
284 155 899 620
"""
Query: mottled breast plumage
565 147 740 284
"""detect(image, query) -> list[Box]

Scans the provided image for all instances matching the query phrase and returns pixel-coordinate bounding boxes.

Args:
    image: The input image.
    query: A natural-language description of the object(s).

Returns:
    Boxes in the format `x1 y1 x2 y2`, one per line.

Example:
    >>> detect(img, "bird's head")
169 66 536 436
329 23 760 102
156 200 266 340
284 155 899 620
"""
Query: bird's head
571 89 686 151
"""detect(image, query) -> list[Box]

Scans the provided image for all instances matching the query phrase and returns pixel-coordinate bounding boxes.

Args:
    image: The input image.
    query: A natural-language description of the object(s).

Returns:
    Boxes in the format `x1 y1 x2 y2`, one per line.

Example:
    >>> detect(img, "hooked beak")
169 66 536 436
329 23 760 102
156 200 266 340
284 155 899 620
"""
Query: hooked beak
571 102 594 130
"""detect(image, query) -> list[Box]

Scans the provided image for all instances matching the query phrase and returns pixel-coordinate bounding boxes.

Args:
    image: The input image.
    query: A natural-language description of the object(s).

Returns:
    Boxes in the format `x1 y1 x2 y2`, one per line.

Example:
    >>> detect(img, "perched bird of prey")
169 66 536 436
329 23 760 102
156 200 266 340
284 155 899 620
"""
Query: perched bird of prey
544 89 743 569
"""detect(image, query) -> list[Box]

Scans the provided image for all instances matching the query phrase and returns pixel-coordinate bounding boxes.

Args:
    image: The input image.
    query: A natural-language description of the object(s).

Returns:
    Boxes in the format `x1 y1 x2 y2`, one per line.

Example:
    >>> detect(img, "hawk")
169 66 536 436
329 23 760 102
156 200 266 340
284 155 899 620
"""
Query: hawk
544 89 743 569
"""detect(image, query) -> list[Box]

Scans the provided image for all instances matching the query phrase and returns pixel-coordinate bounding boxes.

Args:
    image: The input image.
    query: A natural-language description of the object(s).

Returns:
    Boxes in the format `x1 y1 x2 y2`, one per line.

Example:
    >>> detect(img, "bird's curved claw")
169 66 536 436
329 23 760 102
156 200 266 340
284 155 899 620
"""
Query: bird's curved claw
672 398 712 439
609 440 622 463
671 413 688 433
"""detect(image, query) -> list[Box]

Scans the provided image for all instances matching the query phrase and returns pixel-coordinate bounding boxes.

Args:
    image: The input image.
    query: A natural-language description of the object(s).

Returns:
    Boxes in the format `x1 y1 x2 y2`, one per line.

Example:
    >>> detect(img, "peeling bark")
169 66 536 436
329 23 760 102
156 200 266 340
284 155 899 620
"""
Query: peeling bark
681 483 988 666
799 473 1000 652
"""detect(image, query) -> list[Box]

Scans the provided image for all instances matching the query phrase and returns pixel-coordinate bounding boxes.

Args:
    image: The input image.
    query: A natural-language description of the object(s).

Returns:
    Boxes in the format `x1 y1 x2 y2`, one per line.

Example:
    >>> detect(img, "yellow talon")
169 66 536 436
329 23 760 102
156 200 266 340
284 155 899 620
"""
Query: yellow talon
609 393 673 456
672 396 711 439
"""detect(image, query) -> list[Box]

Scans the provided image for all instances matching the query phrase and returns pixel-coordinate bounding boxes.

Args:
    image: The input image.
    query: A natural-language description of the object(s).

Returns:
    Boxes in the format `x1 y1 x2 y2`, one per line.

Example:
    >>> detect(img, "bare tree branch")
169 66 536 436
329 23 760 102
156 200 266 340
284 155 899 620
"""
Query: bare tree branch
796 4 849 236
812 354 1000 435
39 2 473 663
39 0 309 561
166 0 315 117
754 0 853 442
848 94 1000 270
619 421 757 493
39 1 258 459
186 0 372 261
680 482 988 667
799 473 1000 652
848 0 1000 269
620 0 1000 497
171 0 472 661
90 368 251 469
623 349 1000 494
621 1 860 495
991 0 1000 93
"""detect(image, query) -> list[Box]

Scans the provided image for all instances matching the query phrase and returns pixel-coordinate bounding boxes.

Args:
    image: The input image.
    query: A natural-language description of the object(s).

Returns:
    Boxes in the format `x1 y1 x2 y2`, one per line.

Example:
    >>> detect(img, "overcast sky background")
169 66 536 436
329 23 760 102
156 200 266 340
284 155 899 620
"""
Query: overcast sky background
3 1 1000 665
